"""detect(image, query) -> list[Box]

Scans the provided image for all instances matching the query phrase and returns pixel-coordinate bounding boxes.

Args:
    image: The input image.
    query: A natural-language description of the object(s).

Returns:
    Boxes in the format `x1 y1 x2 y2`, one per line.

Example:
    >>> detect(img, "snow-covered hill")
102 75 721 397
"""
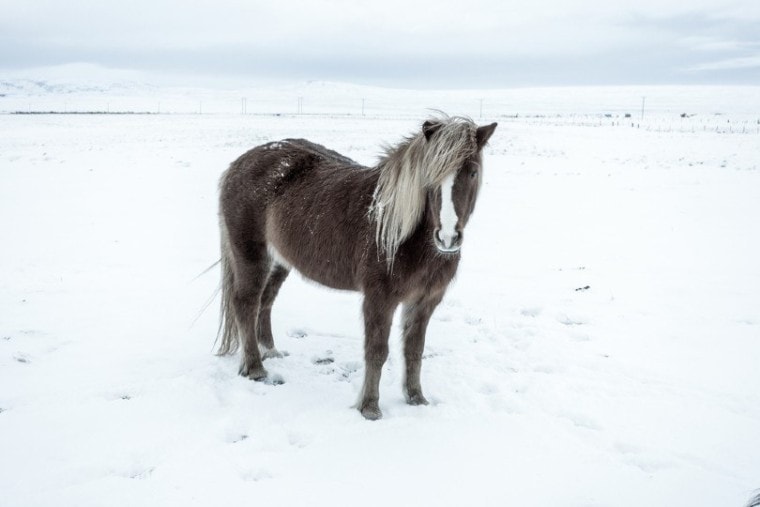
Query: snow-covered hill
2 65 759 123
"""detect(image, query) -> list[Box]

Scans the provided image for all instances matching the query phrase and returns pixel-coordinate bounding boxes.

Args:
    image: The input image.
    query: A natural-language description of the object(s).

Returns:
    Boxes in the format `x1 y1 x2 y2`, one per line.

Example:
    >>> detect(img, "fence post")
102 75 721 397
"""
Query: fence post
640 96 646 121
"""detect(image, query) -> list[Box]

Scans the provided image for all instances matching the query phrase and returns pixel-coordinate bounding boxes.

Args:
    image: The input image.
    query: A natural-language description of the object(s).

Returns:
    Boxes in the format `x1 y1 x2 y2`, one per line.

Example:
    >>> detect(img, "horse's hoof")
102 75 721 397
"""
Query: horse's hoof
262 348 286 360
406 392 429 406
239 364 268 381
360 405 383 421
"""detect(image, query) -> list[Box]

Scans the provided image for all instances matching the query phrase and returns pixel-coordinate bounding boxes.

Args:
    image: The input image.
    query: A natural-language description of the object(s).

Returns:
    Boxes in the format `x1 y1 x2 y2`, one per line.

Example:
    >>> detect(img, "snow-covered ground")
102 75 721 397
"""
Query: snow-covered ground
1 88 759 506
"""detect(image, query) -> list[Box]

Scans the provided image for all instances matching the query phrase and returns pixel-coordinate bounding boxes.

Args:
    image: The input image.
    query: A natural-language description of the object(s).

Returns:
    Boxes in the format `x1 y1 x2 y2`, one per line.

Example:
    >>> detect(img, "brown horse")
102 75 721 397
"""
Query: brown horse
217 115 497 419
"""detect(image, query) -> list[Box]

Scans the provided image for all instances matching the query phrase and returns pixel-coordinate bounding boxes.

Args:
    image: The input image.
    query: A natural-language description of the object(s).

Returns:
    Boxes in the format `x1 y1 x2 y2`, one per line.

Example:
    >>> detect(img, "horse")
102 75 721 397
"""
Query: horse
216 115 497 420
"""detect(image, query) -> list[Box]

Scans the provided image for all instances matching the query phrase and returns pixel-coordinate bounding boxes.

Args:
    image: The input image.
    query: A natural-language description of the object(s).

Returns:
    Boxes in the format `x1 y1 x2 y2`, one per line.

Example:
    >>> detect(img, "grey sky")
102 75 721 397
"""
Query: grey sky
1 0 758 87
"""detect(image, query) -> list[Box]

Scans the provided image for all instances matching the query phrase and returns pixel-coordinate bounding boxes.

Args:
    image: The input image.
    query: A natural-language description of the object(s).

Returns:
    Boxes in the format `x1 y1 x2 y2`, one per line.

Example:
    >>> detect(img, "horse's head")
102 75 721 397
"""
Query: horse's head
425 120 497 255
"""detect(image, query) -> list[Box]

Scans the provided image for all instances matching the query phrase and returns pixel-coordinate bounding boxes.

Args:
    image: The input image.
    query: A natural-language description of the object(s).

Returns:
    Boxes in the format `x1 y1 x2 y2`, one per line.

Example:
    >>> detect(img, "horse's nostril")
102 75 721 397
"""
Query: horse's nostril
434 228 463 249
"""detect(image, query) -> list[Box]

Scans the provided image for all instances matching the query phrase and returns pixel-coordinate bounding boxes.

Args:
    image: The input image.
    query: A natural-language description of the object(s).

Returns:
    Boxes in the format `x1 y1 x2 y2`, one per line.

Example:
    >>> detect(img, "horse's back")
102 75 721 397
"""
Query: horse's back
221 138 377 291
282 138 360 166
223 139 362 194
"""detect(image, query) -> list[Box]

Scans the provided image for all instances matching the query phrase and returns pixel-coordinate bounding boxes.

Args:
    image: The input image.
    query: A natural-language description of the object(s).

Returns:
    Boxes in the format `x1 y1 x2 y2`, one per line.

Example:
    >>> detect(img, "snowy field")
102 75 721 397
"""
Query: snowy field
1 89 759 506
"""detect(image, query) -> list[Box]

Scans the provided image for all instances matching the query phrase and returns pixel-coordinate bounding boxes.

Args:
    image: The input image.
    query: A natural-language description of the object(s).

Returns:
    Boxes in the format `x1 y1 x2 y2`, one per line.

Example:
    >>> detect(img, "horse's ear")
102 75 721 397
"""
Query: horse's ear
422 120 443 141
476 122 498 150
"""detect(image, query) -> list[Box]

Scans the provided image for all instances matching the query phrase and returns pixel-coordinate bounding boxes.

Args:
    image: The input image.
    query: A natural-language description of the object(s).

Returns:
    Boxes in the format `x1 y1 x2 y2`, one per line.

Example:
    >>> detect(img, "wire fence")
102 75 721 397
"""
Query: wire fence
3 91 759 135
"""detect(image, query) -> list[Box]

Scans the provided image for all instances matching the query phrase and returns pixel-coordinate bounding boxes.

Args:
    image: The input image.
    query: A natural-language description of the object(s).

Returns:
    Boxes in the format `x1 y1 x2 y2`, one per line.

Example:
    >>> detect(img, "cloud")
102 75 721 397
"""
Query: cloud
688 54 760 71
2 0 760 86
679 36 760 52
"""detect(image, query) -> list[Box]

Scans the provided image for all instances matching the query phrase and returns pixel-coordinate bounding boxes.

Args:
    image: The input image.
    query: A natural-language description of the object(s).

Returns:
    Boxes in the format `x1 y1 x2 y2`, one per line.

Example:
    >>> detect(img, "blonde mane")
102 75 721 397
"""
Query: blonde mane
369 115 478 266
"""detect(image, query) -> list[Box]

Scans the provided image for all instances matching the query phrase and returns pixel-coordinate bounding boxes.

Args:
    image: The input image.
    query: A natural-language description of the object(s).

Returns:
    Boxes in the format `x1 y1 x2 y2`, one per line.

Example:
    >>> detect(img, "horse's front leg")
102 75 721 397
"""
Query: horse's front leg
358 292 397 420
402 291 444 406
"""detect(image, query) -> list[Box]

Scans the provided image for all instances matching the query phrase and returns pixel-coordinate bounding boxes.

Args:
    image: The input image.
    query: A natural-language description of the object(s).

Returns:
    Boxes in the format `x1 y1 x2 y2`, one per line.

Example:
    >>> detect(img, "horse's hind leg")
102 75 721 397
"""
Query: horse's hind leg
402 291 444 405
231 250 271 381
258 264 290 359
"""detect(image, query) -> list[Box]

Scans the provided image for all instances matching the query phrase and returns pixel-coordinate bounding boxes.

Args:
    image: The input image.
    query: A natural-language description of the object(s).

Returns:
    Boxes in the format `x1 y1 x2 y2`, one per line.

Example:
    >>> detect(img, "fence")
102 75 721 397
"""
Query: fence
3 87 759 135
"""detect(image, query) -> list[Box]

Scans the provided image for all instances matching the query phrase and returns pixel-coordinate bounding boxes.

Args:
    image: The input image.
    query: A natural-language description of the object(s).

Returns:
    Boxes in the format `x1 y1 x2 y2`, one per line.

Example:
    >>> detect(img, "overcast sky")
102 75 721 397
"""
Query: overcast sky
1 0 759 87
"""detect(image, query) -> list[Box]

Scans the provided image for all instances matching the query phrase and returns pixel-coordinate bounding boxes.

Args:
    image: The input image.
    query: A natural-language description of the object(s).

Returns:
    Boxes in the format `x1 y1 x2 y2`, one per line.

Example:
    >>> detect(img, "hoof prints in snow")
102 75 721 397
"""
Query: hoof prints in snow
263 373 285 386
316 361 361 382
520 307 543 317
558 315 586 326
128 467 155 480
559 411 602 431
312 349 335 365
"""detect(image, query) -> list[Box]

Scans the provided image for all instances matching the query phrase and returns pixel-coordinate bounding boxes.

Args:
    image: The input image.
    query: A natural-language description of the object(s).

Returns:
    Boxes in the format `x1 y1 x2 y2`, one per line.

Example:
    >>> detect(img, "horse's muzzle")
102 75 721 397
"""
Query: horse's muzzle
433 228 462 254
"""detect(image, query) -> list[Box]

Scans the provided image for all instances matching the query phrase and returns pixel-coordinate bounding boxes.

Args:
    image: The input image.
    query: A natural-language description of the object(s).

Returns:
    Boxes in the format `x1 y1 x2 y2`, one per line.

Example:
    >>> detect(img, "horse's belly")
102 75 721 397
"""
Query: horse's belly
265 225 358 292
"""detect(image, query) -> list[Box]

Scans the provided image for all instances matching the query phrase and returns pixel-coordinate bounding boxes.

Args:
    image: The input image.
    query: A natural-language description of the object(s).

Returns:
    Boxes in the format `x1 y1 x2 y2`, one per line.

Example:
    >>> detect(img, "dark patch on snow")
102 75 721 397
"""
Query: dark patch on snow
313 357 334 365
130 467 155 479
120 395 131 400
14 355 30 364
575 285 591 292
287 329 307 339
560 316 586 326
338 362 361 381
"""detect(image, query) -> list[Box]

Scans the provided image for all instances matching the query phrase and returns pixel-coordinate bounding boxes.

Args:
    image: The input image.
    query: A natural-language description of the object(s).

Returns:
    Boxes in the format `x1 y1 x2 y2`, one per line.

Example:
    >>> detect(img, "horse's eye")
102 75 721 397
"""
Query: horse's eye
469 169 478 179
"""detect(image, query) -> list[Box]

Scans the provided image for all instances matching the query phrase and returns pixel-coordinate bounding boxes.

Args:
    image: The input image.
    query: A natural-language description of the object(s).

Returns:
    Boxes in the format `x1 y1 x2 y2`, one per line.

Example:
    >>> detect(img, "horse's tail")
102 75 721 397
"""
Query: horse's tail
215 219 239 356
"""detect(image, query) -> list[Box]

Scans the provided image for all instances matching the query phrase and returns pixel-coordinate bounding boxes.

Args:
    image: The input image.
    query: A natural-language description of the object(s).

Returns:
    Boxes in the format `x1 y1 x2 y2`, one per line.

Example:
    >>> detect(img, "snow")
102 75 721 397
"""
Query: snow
1 85 759 506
